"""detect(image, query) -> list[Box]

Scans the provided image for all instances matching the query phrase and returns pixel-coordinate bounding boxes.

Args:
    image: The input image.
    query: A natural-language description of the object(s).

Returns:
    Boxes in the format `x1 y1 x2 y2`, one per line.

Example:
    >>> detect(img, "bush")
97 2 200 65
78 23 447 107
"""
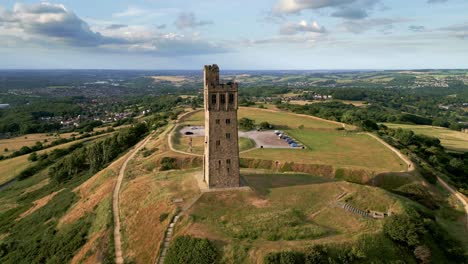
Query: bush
239 117 255 131
160 157 177 171
165 236 218 264
28 152 38 162
383 214 423 247
159 213 169 222
264 251 305 264
304 245 328 263
259 121 273 130
418 165 437 184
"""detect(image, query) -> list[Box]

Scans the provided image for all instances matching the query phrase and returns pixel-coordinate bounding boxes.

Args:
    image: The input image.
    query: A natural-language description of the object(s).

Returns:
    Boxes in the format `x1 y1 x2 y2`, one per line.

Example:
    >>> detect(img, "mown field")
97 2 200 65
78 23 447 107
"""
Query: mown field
181 108 405 172
384 123 468 152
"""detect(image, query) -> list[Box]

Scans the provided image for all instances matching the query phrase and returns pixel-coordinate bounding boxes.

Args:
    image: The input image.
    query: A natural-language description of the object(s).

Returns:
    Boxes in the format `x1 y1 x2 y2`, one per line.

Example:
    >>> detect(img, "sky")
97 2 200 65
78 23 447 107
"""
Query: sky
0 0 467 69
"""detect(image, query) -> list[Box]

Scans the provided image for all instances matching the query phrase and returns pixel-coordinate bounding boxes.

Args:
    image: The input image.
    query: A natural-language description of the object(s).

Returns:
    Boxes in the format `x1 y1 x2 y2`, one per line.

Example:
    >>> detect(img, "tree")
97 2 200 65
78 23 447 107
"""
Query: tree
28 152 38 162
239 117 255 131
259 121 272 130
383 214 423 247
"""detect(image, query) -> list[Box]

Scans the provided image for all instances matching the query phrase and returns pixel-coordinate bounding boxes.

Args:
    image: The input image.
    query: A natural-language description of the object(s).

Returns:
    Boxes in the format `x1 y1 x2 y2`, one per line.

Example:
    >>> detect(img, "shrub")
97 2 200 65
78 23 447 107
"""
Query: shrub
418 165 437 184
159 213 169 222
165 236 218 264
28 152 38 162
259 121 273 130
239 117 255 131
304 245 328 263
383 214 423 247
160 157 177 171
264 251 305 264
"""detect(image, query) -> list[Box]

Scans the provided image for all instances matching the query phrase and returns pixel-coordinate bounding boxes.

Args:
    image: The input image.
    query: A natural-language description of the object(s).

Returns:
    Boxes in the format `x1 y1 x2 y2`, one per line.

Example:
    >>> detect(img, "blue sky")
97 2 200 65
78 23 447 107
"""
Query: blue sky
0 0 467 69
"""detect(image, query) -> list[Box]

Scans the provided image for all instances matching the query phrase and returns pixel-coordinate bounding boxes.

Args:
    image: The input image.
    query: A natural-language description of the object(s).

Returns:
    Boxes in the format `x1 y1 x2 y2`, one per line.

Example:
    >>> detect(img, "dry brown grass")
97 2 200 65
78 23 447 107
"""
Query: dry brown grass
119 125 201 263
59 165 118 226
151 76 189 84
17 189 63 220
70 230 105 264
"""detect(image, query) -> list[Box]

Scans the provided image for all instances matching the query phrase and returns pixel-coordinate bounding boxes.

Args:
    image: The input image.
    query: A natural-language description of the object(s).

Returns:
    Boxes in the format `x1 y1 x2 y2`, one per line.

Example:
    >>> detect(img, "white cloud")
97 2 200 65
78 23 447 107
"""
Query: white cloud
273 0 355 14
0 3 228 56
280 20 326 35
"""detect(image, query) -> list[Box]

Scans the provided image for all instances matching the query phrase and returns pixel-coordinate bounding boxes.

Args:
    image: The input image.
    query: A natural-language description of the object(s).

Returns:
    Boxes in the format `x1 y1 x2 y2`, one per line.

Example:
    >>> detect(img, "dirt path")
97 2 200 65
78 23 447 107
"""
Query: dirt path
364 132 414 172
365 133 468 228
437 177 468 229
167 110 203 157
113 133 154 264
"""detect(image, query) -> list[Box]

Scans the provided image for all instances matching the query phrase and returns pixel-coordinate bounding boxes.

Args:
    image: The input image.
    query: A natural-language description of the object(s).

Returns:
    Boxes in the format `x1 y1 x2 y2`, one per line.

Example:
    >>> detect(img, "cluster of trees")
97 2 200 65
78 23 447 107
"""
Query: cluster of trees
383 210 466 263
264 244 365 264
17 142 84 180
49 123 148 184
165 236 218 264
378 126 468 193
239 118 272 131
0 130 110 161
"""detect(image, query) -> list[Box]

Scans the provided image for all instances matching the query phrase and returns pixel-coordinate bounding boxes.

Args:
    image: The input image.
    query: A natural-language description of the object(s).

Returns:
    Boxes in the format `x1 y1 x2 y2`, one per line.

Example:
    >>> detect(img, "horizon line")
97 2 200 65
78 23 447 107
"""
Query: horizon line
0 68 467 71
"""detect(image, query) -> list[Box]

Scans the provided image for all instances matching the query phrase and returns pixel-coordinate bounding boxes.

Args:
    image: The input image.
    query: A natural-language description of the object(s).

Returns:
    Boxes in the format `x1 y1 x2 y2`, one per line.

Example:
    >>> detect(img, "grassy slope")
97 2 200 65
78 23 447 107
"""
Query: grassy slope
384 123 468 152
184 172 407 263
119 128 201 263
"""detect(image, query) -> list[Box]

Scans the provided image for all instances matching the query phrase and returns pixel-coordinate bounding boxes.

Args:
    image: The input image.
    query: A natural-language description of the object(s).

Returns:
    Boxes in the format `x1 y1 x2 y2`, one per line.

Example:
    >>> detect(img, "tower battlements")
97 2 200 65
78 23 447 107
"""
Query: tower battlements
204 64 238 91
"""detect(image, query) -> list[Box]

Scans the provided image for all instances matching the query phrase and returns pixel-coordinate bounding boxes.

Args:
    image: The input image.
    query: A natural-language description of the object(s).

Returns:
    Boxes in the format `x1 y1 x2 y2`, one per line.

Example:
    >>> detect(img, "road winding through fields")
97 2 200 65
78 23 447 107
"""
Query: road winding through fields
113 133 154 264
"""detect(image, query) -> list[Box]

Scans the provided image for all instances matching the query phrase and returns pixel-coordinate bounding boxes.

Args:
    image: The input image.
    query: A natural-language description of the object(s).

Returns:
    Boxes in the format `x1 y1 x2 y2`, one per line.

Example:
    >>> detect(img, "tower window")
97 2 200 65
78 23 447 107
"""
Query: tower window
226 159 231 165
229 93 234 103
226 133 231 139
220 94 226 104
226 119 230 124
216 140 220 146
211 94 216 104
215 119 220 124
218 160 221 169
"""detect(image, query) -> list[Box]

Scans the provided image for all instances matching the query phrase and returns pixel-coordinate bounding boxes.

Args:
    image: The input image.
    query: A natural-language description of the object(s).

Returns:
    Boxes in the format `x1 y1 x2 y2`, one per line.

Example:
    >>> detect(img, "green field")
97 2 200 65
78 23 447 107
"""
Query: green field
185 172 403 263
243 130 405 172
173 135 255 154
181 108 405 172
384 123 468 152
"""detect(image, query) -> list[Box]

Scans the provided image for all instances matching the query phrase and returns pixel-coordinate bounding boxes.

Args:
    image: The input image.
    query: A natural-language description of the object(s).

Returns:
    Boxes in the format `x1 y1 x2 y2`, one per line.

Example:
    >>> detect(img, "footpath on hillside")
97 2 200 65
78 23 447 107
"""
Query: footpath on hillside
113 133 154 264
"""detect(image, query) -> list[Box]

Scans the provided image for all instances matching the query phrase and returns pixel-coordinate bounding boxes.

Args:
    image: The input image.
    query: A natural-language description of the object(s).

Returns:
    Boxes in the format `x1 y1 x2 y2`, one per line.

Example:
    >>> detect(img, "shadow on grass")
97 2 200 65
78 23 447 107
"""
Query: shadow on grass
244 173 335 196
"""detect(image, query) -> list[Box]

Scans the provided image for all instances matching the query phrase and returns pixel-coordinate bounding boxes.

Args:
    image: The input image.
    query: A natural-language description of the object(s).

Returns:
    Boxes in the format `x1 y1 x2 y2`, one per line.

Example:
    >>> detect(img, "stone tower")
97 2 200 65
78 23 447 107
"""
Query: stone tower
203 64 240 188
